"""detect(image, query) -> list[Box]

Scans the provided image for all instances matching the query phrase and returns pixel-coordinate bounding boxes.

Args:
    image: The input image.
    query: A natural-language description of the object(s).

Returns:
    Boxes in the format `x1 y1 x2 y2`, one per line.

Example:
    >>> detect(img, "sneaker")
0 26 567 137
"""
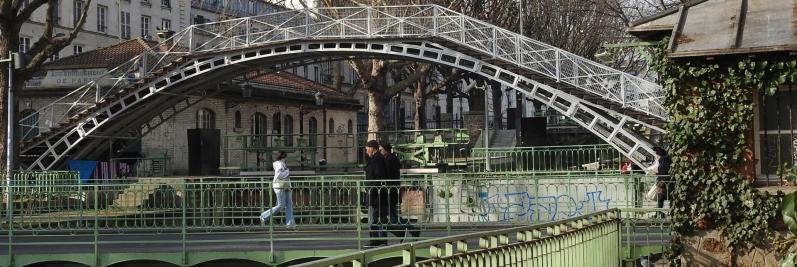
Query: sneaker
364 240 387 248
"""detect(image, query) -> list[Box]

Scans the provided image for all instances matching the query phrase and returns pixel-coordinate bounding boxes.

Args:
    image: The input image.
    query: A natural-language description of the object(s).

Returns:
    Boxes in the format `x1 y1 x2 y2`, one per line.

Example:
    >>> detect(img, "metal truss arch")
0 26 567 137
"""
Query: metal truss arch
22 40 661 170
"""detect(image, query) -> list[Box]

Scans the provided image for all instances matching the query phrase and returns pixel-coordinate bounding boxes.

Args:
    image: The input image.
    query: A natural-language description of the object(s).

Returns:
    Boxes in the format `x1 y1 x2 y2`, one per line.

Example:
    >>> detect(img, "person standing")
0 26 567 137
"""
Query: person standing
364 140 389 247
260 151 296 228
380 143 420 242
646 147 672 216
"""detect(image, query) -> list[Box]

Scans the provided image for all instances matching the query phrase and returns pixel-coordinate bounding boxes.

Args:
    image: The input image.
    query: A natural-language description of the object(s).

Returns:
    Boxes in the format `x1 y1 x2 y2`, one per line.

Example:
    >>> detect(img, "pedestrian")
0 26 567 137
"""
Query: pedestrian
646 147 672 216
260 151 296 228
364 140 388 247
379 143 420 242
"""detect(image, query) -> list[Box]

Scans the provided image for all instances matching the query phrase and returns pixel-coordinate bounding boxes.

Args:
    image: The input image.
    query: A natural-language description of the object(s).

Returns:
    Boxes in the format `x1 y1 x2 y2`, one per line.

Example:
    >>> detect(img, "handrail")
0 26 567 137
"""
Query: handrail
295 209 621 266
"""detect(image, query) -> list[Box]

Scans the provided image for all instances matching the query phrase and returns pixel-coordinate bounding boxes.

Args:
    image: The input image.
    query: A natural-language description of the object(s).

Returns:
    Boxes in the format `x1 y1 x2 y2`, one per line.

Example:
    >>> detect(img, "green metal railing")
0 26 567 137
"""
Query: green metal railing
1 172 670 266
296 209 621 267
223 132 358 171
468 144 623 172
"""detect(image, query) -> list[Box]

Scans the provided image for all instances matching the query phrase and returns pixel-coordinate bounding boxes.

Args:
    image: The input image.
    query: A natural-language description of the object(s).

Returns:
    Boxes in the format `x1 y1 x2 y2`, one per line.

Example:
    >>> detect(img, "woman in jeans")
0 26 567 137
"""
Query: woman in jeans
646 147 672 216
260 151 295 228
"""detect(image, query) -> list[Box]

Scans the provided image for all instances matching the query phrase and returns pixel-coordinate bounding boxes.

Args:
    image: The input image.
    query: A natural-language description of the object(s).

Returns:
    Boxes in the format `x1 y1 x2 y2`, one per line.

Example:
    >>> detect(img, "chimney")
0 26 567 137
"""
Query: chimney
156 29 176 51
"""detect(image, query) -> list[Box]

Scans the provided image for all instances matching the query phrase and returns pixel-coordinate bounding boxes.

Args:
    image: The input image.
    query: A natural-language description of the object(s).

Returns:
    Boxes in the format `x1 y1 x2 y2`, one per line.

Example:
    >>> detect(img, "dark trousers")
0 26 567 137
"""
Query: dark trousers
369 206 389 240
369 205 420 242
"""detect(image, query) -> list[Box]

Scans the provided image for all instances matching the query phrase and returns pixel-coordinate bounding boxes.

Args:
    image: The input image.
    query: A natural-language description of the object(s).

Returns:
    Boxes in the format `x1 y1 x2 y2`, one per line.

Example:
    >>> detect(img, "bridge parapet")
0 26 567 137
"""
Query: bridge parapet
1 172 670 266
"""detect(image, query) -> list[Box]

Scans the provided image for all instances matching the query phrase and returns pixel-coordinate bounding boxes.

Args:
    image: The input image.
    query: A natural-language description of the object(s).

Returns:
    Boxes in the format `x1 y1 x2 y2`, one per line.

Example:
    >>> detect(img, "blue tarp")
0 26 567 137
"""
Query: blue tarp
67 160 98 184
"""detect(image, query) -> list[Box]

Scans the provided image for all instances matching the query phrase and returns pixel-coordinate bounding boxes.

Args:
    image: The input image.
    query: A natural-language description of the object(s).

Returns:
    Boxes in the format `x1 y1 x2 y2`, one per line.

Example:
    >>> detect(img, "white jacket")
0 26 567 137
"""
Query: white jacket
272 159 290 190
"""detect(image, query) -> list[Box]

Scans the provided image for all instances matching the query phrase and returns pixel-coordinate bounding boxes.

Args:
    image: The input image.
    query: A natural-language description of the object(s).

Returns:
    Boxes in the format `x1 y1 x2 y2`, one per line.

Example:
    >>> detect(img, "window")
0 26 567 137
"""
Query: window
161 19 171 31
141 15 151 39
308 117 318 147
194 15 205 24
272 112 281 134
72 45 83 55
161 0 171 8
196 108 215 129
284 115 294 146
234 110 242 128
328 118 334 133
18 37 30 53
50 52 60 62
348 120 353 134
20 109 38 141
73 0 84 27
758 84 797 178
252 112 267 148
314 66 320 82
51 0 60 25
120 11 131 39
96 5 107 32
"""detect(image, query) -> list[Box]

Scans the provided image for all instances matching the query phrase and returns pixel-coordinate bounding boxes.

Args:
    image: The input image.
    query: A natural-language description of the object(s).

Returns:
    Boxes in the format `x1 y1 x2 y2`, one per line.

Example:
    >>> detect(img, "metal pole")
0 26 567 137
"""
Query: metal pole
6 52 15 203
484 86 490 171
519 0 523 36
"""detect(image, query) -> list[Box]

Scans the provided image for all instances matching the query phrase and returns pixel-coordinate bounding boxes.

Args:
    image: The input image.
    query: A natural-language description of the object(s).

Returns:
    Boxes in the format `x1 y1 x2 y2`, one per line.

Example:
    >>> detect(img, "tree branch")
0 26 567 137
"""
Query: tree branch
383 63 429 97
16 0 48 22
18 0 92 81
27 0 55 56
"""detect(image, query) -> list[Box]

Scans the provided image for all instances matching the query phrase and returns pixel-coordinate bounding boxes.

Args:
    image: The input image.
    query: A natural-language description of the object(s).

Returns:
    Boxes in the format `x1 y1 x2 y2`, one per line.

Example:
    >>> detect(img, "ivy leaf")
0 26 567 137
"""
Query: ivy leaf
782 192 797 235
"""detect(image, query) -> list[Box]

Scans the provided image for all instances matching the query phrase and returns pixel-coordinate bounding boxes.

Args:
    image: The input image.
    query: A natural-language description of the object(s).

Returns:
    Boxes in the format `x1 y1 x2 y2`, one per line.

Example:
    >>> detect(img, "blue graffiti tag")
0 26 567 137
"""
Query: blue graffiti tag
478 191 612 222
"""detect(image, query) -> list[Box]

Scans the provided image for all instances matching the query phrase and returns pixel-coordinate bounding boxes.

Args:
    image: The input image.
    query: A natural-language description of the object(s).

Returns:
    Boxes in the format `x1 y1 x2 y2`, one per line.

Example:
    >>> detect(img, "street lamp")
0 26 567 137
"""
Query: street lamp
3 51 24 216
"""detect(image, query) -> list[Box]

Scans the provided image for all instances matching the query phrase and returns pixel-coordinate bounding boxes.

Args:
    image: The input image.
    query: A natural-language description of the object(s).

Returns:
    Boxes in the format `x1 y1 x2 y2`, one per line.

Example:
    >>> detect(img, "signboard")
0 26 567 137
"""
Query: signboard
26 68 116 89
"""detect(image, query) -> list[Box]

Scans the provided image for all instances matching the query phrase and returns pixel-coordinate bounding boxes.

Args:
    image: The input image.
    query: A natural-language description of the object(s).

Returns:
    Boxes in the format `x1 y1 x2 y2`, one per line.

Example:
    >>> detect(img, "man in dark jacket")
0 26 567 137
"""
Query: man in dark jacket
364 140 388 247
380 143 420 241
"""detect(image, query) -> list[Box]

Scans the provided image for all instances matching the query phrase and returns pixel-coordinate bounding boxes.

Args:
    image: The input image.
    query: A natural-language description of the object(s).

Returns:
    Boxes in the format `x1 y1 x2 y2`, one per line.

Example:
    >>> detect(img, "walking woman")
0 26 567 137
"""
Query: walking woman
260 151 296 228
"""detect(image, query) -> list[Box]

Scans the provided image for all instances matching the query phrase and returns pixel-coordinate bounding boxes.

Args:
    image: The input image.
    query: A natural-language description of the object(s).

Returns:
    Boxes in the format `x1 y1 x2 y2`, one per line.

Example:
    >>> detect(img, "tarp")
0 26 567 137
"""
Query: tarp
67 160 98 184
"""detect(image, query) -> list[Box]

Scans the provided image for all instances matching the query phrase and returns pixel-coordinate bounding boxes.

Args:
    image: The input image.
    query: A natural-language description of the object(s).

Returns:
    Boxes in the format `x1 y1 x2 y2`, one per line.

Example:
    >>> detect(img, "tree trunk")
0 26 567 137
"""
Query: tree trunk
0 37 10 171
367 88 385 141
366 73 386 141
332 61 343 91
491 81 503 129
413 77 426 130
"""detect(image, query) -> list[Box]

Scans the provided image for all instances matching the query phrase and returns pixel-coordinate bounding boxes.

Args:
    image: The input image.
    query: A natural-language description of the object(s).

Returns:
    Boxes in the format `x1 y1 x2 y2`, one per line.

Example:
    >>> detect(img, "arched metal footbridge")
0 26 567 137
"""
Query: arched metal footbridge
18 5 666 170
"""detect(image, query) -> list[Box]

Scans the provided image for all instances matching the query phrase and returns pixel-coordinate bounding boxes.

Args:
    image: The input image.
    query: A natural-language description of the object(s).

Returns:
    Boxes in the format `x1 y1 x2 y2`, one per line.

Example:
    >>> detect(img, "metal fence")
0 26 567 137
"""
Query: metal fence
467 144 623 172
297 209 622 267
1 172 671 266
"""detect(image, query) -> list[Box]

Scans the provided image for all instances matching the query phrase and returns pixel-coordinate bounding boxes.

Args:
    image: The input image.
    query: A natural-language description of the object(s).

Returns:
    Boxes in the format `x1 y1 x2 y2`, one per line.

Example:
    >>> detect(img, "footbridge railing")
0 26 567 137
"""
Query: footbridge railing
297 209 621 267
1 172 671 266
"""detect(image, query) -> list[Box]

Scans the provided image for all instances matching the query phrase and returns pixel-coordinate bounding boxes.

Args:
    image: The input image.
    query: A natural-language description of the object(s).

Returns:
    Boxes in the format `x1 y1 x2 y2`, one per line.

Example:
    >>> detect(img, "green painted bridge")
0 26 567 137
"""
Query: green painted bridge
1 172 670 266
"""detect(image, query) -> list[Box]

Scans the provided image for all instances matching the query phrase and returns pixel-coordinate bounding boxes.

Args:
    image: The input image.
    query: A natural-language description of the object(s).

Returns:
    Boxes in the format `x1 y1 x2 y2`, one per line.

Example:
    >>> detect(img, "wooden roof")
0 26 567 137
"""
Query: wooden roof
628 0 797 57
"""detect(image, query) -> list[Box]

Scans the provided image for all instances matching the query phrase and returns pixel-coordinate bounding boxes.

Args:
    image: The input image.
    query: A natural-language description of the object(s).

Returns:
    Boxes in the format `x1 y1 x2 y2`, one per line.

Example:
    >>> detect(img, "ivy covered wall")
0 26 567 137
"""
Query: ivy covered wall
648 40 796 256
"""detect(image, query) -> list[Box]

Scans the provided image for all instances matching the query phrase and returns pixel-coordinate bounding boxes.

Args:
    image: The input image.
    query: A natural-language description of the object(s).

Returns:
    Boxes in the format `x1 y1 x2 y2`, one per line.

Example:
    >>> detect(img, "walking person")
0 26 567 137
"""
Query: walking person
646 147 672 217
260 151 296 228
380 143 421 242
364 140 389 247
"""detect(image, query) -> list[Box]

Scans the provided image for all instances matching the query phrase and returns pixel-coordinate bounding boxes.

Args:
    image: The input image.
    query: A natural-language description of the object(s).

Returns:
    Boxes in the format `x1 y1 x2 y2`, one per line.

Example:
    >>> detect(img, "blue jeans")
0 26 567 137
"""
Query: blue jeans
261 189 295 226
369 206 388 239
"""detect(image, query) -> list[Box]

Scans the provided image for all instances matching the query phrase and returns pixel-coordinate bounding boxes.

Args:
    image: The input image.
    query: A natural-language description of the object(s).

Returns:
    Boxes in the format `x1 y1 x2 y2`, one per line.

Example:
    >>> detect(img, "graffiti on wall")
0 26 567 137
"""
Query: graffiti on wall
478 190 612 222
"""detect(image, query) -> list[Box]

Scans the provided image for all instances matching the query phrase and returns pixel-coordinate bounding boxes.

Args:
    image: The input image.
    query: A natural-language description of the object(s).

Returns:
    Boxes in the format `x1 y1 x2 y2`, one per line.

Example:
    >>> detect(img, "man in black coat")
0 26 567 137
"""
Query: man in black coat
380 143 420 241
364 140 388 247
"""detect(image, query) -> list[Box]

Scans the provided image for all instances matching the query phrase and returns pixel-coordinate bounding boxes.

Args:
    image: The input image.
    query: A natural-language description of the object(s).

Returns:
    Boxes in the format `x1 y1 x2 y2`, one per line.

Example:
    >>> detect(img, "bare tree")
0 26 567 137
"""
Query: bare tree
0 0 92 170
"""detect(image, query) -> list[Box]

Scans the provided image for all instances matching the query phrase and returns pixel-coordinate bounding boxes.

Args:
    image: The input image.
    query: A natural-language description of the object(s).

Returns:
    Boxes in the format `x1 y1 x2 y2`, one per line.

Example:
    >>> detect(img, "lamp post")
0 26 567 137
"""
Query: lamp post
315 92 326 160
3 51 21 215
